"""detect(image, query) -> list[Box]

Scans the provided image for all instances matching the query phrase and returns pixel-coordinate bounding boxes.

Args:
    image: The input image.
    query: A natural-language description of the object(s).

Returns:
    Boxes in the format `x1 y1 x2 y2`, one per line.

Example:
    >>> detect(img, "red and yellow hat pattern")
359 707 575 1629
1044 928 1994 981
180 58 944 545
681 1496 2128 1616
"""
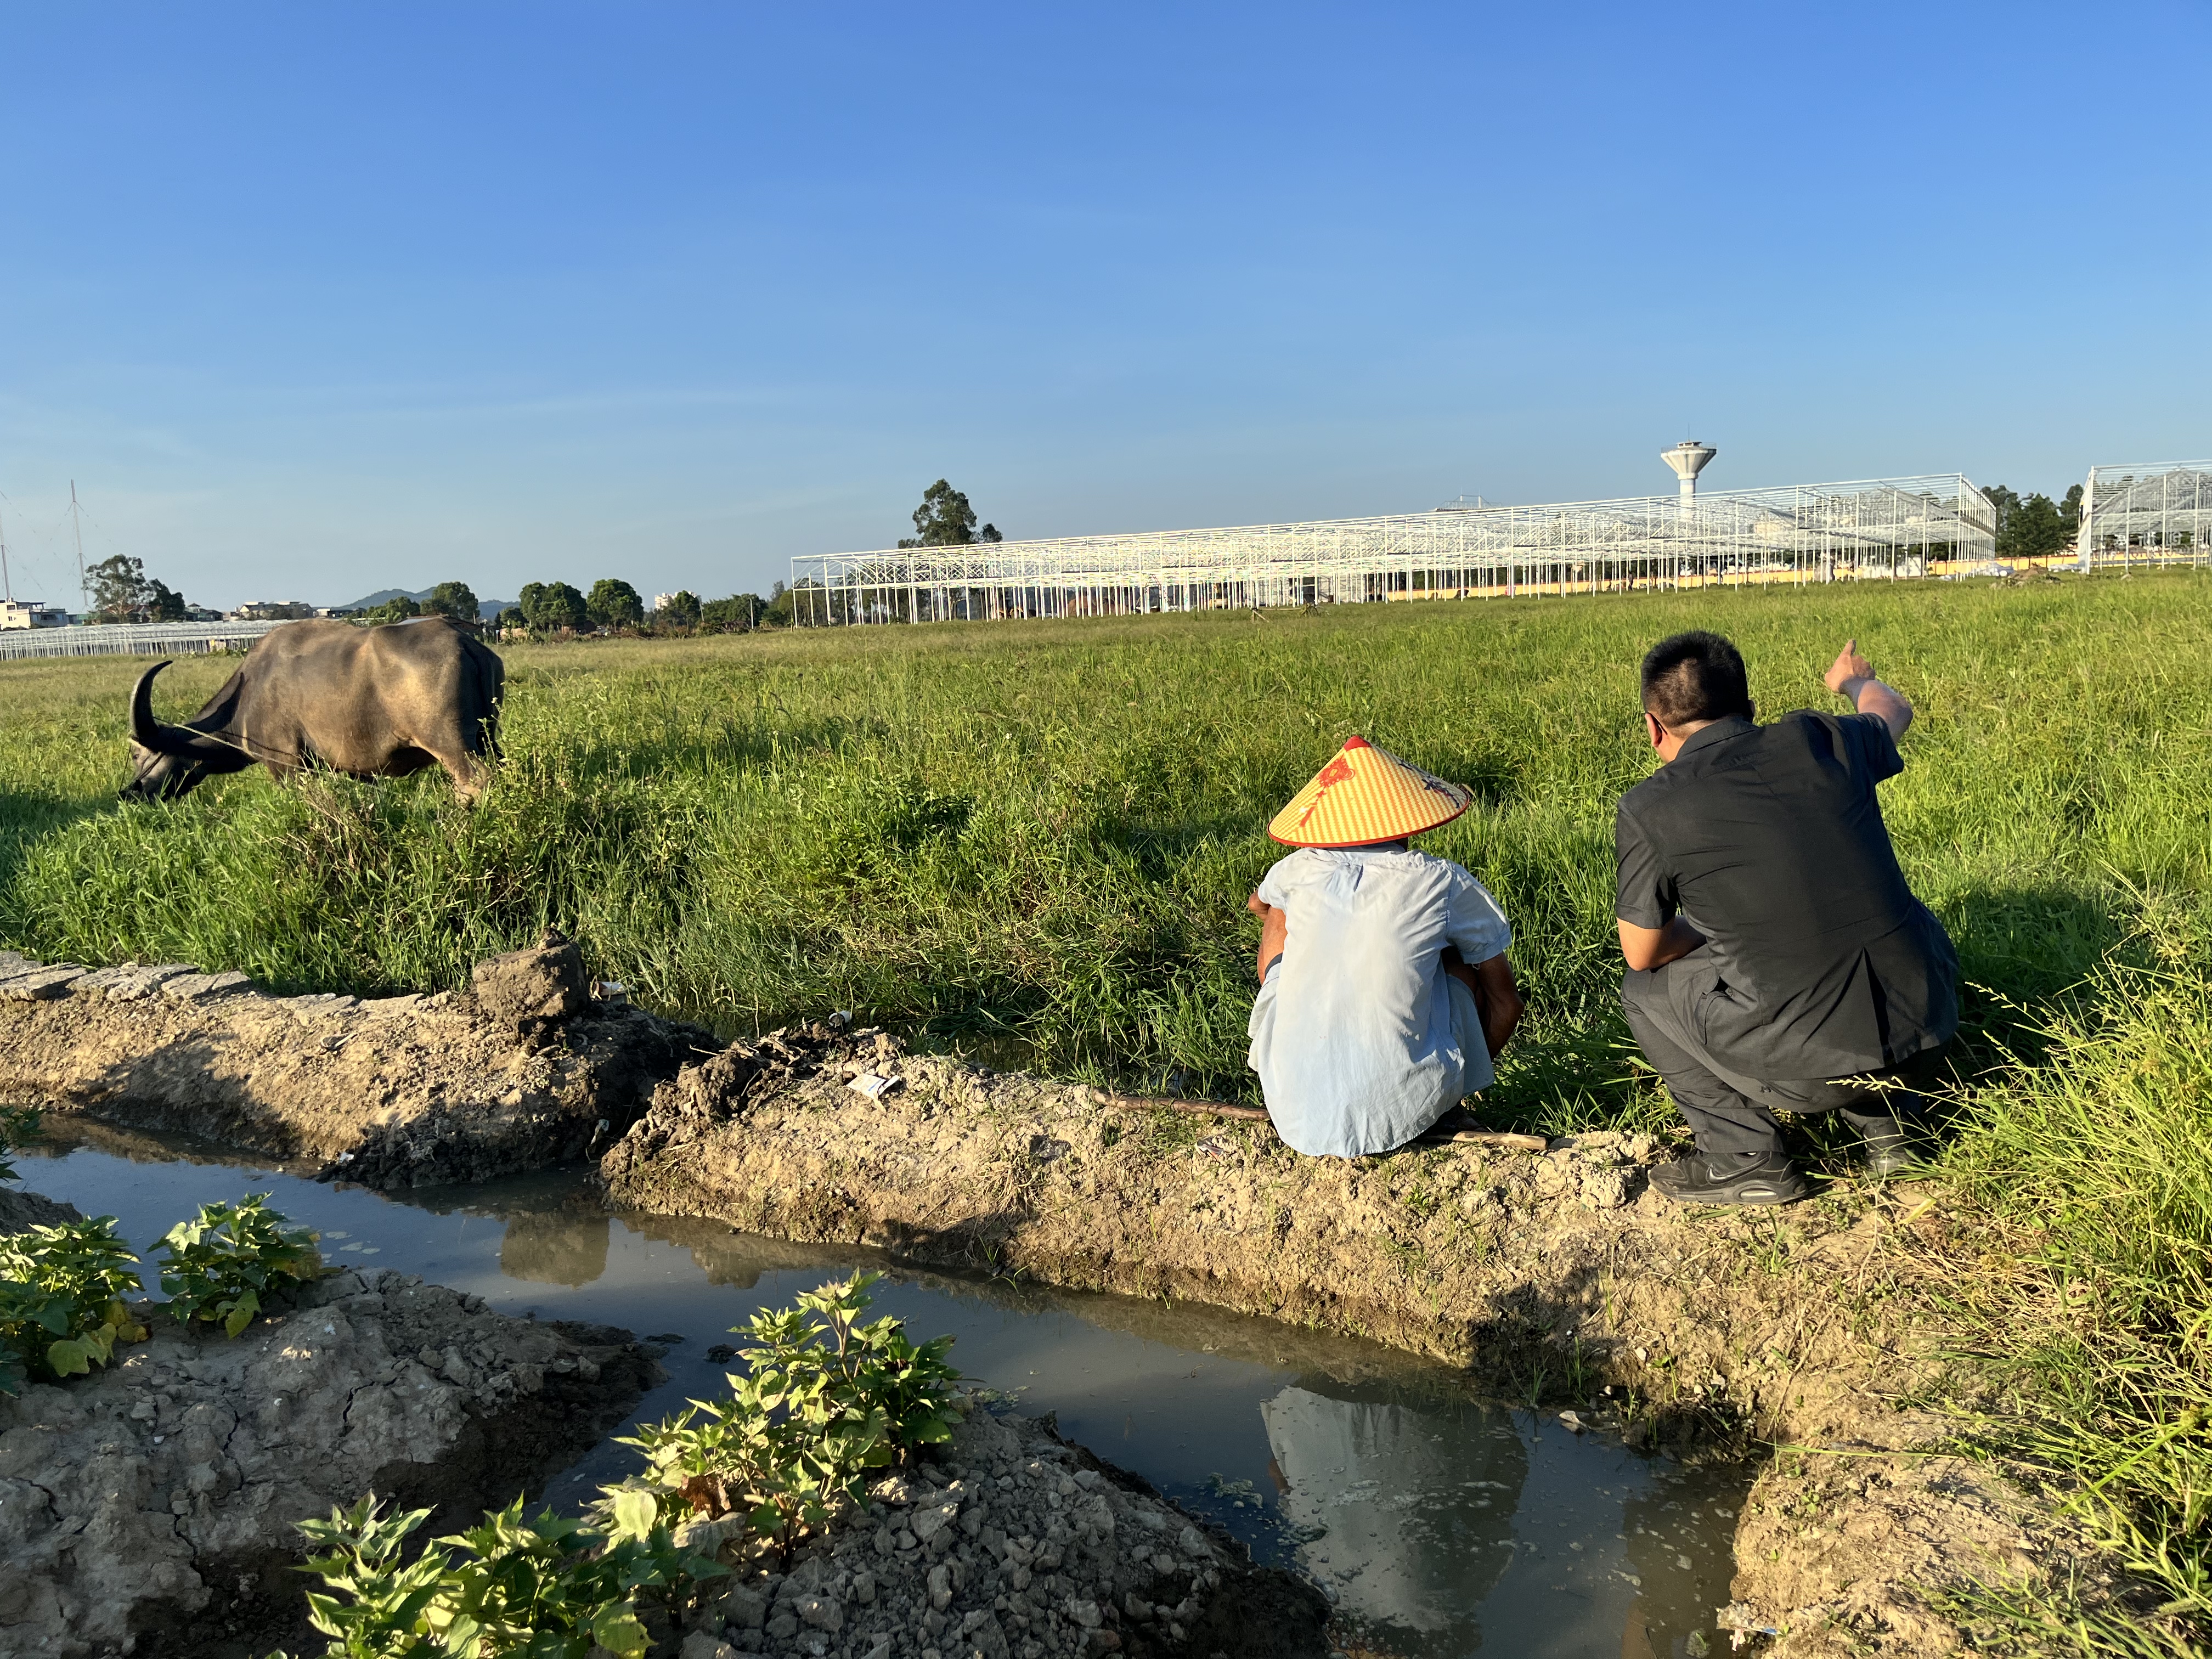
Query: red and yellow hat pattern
1266 736 1472 848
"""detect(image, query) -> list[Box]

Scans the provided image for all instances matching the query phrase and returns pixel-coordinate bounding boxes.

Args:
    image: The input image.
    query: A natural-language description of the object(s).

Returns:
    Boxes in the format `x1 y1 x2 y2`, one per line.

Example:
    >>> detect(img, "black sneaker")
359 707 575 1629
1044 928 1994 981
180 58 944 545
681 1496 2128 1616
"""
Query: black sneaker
1648 1152 1809 1206
1859 1127 1928 1178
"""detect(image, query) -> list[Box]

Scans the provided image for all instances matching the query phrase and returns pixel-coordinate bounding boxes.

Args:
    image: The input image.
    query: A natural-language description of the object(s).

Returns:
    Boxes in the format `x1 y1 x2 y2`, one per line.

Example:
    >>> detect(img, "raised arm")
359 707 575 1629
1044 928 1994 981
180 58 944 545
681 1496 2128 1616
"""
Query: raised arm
1824 639 1912 740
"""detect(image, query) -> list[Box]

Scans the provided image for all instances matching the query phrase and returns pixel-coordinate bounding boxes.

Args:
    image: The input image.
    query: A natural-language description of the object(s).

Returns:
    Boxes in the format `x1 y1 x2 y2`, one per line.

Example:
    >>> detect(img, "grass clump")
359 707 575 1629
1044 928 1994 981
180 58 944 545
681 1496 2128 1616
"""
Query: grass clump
1930 897 2212 1654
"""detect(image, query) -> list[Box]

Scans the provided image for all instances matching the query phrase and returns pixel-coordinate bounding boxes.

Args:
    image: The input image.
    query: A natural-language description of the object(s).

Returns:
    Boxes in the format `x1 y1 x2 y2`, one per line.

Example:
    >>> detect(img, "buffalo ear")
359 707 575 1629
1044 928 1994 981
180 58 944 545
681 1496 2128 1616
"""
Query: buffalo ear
129 661 183 754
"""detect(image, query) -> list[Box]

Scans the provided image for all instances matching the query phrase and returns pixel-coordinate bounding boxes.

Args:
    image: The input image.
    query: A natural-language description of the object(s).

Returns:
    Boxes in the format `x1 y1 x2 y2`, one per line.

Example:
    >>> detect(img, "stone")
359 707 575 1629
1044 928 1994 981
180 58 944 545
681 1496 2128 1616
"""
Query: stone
850 1571 877 1605
718 1585 769 1629
795 1594 843 1632
1066 1599 1102 1629
1177 1526 1210 1559
928 1562 953 1610
680 1634 739 1659
912 1502 959 1543
0 965 89 1001
160 969 252 1002
765 1613 800 1639
470 930 588 1030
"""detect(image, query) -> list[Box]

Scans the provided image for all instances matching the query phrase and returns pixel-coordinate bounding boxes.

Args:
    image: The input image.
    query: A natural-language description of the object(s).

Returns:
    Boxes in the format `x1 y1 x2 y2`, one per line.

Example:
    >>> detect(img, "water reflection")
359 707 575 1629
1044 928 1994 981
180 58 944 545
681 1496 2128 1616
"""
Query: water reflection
16 1119 1750 1657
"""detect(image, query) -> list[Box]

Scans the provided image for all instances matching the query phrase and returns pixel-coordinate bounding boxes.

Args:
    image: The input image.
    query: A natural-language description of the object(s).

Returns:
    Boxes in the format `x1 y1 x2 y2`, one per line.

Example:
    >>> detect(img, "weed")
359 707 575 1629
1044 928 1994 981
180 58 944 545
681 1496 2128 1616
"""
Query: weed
0 1215 147 1390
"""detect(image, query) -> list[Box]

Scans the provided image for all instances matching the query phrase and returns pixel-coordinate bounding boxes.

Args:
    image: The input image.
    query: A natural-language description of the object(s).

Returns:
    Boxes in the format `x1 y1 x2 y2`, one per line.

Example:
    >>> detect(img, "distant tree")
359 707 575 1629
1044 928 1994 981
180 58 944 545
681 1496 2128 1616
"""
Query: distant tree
1982 484 2021 543
2059 483 2085 534
656 590 702 630
896 479 1002 549
86 554 151 623
423 580 481 625
496 607 527 632
698 594 766 633
363 595 421 625
1999 493 2070 562
586 578 644 631
521 581 589 634
517 582 548 623
146 580 187 623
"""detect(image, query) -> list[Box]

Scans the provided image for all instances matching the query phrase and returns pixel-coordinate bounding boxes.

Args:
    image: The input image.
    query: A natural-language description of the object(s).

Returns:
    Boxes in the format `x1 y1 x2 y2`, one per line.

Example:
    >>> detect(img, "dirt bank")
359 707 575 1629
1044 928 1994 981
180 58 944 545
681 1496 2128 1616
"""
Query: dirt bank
0 1231 659 1659
0 946 714 1187
667 1403 1329 1659
600 1023 2141 1655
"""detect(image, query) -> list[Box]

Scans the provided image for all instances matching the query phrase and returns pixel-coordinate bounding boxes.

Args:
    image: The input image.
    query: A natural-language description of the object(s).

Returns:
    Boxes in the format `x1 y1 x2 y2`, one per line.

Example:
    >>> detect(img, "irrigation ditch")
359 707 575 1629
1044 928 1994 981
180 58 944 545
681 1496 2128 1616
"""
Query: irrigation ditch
0 940 2143 1656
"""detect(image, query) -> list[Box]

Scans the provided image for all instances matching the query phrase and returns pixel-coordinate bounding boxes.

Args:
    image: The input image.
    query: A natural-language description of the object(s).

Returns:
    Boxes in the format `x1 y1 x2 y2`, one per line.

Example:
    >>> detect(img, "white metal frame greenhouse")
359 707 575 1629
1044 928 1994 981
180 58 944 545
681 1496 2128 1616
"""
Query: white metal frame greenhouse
2078 460 2211 571
789 474 1997 625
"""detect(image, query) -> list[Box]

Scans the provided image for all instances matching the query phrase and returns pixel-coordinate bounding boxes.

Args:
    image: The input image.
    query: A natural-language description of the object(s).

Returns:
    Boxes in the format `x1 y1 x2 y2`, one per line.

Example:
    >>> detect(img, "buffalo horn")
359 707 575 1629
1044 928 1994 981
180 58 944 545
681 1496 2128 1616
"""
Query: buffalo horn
129 661 180 753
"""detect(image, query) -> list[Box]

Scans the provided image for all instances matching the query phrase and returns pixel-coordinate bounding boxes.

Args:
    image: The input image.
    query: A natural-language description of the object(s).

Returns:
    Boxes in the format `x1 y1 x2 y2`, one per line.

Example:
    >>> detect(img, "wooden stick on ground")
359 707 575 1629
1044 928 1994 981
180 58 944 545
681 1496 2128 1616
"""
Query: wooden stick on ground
1090 1091 1550 1152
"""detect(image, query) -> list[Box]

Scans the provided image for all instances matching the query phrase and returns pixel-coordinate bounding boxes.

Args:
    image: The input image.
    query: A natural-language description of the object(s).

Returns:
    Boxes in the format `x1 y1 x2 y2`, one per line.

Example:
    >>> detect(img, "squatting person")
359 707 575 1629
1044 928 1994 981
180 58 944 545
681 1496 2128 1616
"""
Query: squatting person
1245 736 1524 1158
1616 631 1959 1205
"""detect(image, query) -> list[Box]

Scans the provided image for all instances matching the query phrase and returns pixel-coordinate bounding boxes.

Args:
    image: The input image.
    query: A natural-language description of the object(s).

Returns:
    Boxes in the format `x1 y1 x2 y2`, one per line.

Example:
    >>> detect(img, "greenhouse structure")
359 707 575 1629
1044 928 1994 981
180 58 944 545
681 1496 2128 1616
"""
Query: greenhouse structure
2078 460 2211 571
789 473 1997 625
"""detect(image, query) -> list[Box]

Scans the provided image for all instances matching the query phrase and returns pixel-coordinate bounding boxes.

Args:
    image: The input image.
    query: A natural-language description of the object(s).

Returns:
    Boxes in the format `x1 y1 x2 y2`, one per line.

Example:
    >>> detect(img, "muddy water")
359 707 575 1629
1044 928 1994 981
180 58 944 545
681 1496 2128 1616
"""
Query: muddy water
20 1122 1750 1658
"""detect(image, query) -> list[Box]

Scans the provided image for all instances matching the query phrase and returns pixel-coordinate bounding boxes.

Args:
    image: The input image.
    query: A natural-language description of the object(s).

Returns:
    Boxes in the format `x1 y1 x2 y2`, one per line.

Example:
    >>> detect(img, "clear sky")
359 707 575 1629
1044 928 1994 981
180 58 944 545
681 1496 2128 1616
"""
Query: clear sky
2 2 2204 611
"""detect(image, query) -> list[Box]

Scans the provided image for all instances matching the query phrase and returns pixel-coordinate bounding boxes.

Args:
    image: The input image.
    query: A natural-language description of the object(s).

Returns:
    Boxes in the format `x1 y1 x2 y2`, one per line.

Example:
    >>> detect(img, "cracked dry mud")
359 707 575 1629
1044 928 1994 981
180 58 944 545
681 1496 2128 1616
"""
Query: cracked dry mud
0 1242 658 1659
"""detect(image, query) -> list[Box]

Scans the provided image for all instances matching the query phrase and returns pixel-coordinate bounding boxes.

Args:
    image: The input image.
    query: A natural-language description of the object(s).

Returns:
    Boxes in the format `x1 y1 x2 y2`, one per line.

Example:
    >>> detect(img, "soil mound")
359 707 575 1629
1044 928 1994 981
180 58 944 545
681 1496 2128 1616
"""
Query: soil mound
0 1244 659 1659
0 946 717 1187
672 1401 1327 1659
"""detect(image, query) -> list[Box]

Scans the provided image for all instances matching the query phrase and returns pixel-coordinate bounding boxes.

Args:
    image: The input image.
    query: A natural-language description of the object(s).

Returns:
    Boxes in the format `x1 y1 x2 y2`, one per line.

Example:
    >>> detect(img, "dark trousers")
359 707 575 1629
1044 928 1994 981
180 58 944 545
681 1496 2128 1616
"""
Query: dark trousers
1621 959 1929 1164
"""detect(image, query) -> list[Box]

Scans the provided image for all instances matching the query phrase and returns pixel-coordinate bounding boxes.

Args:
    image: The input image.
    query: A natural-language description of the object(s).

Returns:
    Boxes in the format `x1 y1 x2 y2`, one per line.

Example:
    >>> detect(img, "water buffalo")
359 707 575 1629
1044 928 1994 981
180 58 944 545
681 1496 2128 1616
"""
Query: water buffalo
123 617 504 802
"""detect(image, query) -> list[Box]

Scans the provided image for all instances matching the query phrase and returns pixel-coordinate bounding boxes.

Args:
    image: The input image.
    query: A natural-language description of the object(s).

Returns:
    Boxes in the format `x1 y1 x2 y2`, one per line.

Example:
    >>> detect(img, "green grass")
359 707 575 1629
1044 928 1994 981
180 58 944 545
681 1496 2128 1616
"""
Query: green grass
5 572 2212 1650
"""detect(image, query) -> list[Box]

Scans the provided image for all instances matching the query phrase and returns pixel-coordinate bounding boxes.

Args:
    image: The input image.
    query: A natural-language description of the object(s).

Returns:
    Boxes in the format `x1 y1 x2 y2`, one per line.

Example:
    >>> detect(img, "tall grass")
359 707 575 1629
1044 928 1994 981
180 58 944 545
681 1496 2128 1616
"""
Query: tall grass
1935 892 2212 1654
2 575 2208 1120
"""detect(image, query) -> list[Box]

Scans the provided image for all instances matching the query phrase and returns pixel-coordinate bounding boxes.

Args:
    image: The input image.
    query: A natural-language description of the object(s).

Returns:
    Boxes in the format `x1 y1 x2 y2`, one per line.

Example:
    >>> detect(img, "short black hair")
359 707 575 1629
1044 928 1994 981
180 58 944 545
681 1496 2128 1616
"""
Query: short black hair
1640 631 1753 729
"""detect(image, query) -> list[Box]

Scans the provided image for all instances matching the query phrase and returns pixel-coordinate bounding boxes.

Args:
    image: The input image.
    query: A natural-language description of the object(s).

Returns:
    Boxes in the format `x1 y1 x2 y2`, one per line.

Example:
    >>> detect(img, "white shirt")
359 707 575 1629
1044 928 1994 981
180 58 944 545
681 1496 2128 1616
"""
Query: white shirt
1246 845 1514 1158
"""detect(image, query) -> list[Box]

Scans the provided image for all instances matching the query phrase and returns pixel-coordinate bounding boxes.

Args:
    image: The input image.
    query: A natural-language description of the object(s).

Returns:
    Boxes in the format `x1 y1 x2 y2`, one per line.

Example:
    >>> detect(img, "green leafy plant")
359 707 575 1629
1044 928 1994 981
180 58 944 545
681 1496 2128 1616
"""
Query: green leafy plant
0 1215 146 1390
0 1103 40 1184
156 1194 324 1337
269 1491 719 1659
607 1273 962 1563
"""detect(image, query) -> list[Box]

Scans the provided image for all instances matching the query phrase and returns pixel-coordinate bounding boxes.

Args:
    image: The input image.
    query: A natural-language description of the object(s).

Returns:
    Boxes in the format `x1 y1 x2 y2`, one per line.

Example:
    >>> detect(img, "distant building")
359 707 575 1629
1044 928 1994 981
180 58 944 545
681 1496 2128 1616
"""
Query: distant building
652 592 680 613
0 599 69 630
230 600 317 621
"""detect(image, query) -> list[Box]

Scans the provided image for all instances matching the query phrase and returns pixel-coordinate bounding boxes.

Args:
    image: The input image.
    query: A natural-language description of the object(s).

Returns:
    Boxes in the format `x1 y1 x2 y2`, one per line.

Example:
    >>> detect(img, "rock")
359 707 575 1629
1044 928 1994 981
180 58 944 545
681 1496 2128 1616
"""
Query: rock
718 1584 769 1629
1067 1598 1103 1628
160 969 252 1002
1178 1526 1211 1559
765 1612 800 1639
471 931 588 1031
0 1269 658 1659
850 1570 877 1604
0 966 88 1001
70 963 196 1002
928 1562 953 1610
912 1500 960 1542
795 1593 843 1632
0 1186 83 1233
680 1634 738 1659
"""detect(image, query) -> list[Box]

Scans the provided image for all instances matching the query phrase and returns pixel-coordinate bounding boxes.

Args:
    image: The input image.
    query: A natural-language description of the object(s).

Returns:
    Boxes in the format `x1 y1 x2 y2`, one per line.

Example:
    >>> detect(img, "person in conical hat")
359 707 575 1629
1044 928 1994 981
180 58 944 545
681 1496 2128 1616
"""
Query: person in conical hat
1245 736 1523 1158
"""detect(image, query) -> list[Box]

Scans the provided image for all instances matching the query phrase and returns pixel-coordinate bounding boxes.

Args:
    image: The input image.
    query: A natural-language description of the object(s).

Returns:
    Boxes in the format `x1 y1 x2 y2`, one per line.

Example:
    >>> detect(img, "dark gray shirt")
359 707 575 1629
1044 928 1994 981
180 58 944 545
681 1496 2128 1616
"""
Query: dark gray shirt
1615 711 1957 1078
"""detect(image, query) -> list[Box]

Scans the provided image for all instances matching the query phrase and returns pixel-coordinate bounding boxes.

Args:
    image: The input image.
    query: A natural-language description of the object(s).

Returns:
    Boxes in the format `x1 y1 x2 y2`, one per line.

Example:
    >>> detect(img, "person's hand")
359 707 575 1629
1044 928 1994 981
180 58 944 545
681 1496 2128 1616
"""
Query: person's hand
1246 890 1274 918
1825 639 1874 698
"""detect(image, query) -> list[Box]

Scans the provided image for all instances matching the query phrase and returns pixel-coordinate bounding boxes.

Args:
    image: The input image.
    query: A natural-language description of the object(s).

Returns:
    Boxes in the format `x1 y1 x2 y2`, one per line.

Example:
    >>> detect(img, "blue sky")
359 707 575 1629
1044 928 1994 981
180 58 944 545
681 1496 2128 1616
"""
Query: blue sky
2 2 2204 610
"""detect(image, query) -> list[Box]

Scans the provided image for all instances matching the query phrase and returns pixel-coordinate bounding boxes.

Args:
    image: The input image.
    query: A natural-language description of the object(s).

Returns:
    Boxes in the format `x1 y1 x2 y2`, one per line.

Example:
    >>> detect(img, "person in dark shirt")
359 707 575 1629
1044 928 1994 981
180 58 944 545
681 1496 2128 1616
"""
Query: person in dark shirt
1615 630 1958 1205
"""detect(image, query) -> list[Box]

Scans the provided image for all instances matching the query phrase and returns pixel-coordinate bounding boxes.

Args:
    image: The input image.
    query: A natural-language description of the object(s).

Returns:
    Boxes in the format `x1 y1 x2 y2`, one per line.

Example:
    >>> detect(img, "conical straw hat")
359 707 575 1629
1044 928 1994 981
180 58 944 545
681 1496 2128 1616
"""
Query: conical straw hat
1267 736 1472 848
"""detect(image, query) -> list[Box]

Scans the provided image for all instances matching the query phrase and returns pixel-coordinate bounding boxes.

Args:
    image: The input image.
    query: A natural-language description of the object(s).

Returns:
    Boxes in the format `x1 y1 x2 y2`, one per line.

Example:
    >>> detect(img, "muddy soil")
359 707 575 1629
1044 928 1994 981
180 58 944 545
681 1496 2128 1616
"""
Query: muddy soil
0 947 715 1187
0 1219 659 1659
667 1404 1328 1659
601 1023 2142 1656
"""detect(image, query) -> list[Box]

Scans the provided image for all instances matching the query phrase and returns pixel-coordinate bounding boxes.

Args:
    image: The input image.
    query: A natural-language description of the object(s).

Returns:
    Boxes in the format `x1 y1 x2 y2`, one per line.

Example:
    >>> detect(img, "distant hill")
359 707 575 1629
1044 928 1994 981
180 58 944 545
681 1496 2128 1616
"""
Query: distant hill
336 588 517 622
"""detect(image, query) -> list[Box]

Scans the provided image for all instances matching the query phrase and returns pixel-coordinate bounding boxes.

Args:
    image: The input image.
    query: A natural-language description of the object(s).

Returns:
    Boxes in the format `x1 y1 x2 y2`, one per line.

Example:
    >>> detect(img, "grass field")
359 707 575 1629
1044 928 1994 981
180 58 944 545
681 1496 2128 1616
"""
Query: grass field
4 572 2211 1650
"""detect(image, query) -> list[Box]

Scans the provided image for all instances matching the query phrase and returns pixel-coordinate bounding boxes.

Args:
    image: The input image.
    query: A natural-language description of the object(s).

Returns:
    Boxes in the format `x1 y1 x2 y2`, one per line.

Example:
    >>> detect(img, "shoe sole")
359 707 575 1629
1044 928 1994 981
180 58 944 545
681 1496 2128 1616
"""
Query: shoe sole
1651 1178 1809 1206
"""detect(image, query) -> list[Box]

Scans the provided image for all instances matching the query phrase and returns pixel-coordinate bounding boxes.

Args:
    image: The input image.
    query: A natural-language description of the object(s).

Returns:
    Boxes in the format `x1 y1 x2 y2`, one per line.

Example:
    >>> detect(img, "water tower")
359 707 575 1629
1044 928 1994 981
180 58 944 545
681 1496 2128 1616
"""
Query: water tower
1661 440 1717 506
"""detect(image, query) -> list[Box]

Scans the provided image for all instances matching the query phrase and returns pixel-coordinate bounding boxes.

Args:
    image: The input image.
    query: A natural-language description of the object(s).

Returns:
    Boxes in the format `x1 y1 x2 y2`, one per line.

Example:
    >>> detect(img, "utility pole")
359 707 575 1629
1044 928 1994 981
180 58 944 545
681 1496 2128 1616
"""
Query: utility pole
1 497 11 601
70 481 87 615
